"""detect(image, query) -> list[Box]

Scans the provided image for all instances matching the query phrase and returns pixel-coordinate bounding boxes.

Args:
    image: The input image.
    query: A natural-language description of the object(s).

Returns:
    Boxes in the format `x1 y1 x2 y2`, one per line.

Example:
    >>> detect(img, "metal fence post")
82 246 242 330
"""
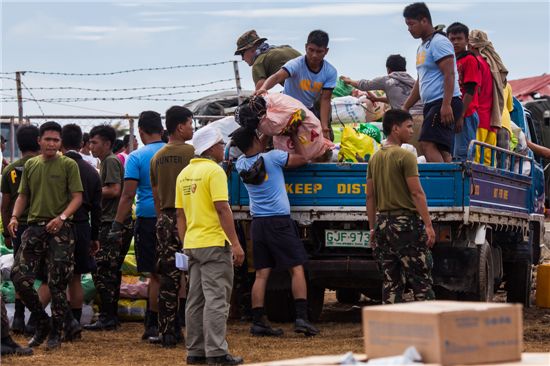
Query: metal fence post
9 116 15 161
128 117 135 153
233 61 243 105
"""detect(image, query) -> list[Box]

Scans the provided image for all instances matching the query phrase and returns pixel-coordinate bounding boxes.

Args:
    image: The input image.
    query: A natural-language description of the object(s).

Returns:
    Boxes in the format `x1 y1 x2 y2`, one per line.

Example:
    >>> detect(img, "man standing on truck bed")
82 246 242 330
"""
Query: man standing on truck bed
255 30 337 142
235 30 301 90
366 109 436 304
231 126 319 337
402 2 463 162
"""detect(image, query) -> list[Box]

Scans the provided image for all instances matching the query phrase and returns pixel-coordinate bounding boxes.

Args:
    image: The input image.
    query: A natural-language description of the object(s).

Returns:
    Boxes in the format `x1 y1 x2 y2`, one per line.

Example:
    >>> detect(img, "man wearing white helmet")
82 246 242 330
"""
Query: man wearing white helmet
175 125 245 366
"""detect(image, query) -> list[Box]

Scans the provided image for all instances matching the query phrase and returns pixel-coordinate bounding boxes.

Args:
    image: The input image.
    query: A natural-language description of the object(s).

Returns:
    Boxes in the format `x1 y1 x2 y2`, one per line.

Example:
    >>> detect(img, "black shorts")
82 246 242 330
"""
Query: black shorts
134 217 158 273
250 216 307 270
73 221 96 274
420 96 463 153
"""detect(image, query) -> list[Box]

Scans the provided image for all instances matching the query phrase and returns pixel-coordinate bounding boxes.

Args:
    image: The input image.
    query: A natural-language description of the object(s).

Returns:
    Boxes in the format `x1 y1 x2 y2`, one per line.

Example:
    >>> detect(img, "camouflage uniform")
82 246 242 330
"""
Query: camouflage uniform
11 222 75 329
373 213 435 304
94 220 133 310
1 296 9 338
156 209 182 335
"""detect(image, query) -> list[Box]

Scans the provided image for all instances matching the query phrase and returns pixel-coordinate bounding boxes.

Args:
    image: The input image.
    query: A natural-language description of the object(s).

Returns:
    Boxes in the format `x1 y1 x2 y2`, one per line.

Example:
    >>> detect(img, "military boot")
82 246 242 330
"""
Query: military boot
11 300 26 334
45 320 63 351
63 310 82 341
27 311 51 348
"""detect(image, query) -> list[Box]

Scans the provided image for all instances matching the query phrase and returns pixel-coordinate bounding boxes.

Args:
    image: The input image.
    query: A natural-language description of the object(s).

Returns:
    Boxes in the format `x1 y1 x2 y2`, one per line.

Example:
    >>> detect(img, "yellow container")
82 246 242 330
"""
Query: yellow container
536 263 550 308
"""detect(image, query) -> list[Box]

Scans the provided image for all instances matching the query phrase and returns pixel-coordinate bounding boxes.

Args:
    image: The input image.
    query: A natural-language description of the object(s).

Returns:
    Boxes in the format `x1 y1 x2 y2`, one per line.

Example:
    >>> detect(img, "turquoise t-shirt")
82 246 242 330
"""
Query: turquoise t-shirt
282 55 337 109
124 141 165 218
236 150 290 217
416 33 461 104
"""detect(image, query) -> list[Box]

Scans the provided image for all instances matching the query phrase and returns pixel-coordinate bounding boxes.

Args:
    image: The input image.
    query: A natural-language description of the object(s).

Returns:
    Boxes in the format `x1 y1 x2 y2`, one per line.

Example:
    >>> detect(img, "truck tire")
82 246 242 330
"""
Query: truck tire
505 260 532 307
477 243 495 302
307 284 325 322
336 289 361 304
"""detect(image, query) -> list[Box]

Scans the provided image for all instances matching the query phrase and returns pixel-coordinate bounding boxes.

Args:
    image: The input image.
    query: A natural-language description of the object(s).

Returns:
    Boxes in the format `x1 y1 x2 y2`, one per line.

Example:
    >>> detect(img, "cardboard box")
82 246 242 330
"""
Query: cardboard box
362 301 522 365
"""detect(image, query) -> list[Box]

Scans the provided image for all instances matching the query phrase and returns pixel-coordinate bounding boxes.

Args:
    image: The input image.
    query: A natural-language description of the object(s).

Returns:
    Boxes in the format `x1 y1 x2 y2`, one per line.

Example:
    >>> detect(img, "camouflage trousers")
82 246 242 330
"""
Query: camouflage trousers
93 221 133 312
1 295 9 338
156 209 182 335
373 214 435 304
11 222 75 329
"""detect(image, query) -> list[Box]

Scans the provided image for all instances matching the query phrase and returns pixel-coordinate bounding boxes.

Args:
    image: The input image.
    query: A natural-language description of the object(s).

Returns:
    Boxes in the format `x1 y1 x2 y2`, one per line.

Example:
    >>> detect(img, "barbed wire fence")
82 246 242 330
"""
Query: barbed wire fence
0 60 245 160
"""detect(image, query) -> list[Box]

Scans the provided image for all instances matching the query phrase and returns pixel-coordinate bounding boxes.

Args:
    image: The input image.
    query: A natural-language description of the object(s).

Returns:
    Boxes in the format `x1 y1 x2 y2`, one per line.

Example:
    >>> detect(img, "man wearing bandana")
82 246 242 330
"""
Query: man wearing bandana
235 30 301 90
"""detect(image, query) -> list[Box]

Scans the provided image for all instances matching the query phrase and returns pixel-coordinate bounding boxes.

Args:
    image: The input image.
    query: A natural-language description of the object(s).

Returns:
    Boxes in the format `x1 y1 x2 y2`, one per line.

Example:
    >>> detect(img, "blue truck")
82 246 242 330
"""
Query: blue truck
227 100 545 321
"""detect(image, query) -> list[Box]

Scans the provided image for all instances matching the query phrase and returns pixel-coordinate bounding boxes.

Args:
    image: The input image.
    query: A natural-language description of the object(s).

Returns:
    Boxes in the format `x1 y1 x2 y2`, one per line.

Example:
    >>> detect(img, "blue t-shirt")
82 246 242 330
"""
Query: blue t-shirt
235 150 290 217
124 141 165 218
282 55 337 109
416 33 461 104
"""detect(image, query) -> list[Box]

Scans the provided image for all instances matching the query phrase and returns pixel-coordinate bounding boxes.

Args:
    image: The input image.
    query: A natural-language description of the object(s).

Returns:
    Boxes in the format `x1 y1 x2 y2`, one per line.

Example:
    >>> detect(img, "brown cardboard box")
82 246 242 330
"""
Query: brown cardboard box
362 301 522 365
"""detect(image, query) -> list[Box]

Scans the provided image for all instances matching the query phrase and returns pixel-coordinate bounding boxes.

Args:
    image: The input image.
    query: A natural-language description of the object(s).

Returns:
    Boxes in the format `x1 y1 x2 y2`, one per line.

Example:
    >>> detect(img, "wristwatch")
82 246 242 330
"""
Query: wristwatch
59 214 67 221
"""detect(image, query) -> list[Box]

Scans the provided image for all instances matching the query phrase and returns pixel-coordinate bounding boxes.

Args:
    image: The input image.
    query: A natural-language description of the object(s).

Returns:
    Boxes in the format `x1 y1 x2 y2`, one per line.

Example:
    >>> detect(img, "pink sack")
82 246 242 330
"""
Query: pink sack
259 93 331 160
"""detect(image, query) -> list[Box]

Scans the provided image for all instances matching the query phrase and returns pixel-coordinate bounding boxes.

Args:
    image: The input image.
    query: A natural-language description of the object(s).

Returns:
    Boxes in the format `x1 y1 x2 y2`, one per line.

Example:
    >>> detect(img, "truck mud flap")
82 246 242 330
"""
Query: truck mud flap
432 246 478 292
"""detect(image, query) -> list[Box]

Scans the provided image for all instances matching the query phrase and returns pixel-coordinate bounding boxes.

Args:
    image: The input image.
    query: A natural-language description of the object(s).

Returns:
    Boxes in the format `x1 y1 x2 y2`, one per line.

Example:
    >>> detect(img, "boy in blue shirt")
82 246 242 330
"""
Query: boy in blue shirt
402 2 463 162
256 30 337 141
232 127 319 337
109 111 165 340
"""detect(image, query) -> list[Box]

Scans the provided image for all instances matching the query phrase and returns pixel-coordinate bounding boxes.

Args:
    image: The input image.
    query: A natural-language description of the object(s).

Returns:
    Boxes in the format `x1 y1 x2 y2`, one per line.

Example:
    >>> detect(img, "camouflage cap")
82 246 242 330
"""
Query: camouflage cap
234 30 267 55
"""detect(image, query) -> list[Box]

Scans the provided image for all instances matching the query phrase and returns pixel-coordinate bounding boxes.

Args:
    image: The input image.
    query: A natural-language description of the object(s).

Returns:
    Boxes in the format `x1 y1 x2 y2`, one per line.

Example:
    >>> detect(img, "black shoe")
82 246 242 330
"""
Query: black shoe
187 355 207 365
161 333 177 348
207 354 244 366
63 317 82 341
1 336 33 356
141 325 158 340
11 312 26 334
83 315 117 331
294 318 319 337
24 312 38 337
46 328 62 351
250 322 284 337
28 313 51 348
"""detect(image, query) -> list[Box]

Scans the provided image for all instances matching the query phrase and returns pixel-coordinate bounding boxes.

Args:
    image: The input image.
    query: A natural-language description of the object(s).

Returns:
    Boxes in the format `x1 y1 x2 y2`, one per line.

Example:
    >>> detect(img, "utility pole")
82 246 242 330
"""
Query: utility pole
128 117 135 153
15 71 24 123
233 61 243 105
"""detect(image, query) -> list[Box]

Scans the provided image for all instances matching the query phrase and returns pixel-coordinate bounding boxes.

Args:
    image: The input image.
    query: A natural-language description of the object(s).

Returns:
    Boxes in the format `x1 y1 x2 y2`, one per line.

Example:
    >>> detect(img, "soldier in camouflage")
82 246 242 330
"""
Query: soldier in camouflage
85 124 131 331
8 121 83 350
366 110 436 304
148 106 194 347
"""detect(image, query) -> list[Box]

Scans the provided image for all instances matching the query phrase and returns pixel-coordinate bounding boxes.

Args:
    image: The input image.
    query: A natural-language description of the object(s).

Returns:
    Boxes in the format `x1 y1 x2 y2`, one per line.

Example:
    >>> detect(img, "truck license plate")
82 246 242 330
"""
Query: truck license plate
325 230 370 248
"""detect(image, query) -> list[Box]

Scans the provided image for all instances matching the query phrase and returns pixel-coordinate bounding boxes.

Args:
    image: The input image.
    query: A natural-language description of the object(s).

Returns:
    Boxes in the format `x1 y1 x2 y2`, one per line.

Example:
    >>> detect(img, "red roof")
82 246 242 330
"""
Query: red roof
508 74 550 101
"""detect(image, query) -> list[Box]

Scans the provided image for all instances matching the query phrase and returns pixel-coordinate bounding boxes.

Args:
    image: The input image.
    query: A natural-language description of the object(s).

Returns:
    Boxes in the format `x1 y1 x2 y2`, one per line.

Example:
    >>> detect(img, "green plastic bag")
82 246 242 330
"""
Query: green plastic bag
0 236 13 255
357 123 383 144
332 79 354 98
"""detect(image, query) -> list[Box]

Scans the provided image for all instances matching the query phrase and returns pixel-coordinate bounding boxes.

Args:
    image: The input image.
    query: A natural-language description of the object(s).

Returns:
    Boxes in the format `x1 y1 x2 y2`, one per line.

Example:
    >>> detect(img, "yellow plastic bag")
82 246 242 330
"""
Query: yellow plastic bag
338 126 379 162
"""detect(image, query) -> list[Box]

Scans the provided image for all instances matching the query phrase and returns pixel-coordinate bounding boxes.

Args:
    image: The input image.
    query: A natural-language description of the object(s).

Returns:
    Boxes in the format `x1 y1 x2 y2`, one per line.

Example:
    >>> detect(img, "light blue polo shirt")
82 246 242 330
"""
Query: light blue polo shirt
124 141 165 218
416 33 461 104
236 150 290 217
282 55 337 109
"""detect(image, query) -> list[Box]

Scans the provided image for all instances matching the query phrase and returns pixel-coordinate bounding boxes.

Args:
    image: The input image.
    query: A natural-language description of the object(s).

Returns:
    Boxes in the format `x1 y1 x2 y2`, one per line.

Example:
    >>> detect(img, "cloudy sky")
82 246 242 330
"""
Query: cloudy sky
1 0 549 121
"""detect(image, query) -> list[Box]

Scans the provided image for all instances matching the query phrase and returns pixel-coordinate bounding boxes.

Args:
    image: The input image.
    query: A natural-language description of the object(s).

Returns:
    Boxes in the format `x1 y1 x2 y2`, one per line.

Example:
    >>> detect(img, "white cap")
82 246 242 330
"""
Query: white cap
192 125 223 156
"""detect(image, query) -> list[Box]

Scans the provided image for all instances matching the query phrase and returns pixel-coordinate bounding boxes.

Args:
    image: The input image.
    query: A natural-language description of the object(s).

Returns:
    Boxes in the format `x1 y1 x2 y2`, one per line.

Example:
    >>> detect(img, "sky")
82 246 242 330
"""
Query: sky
1 0 549 125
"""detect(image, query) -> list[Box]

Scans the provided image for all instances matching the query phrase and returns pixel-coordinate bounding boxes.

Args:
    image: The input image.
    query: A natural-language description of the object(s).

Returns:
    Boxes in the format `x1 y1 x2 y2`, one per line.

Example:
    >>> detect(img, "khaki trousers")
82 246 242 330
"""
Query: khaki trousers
185 243 233 357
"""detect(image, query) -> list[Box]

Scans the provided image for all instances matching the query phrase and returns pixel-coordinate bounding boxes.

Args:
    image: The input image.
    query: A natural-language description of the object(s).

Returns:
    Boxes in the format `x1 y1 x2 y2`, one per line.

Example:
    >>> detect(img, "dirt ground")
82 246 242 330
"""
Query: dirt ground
3 291 549 366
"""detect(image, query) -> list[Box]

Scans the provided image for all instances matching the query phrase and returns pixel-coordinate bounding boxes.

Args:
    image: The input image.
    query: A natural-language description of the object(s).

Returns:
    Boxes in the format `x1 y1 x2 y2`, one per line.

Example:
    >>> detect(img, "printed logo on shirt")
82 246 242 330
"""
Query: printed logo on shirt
299 79 323 93
417 50 426 66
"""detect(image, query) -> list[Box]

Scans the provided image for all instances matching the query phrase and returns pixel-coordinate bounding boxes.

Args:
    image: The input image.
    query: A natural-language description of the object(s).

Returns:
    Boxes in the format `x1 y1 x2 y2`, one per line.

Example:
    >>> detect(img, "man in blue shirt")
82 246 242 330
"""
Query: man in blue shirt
232 126 319 337
110 111 165 340
402 2 463 162
256 30 337 142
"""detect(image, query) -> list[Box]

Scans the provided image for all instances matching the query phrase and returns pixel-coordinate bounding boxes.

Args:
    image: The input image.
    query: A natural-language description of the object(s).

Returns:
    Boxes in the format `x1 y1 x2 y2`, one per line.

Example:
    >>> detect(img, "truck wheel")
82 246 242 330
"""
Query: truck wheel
478 243 495 301
505 260 532 307
265 289 294 323
307 284 325 322
336 289 361 304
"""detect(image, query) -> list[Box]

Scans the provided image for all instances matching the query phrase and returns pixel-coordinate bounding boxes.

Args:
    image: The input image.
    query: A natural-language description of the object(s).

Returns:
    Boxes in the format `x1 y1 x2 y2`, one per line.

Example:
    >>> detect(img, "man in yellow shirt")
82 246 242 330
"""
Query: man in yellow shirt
175 125 244 366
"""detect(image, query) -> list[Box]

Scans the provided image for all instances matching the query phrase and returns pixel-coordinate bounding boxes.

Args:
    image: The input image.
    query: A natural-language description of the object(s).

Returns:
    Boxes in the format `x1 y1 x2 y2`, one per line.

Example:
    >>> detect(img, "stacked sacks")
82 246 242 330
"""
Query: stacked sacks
235 94 332 161
118 239 148 321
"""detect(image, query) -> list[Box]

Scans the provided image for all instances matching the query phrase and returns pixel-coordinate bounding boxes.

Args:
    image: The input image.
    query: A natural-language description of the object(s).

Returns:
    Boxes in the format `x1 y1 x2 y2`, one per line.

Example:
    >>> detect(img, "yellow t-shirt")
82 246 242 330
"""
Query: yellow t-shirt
175 158 229 249
501 83 514 135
